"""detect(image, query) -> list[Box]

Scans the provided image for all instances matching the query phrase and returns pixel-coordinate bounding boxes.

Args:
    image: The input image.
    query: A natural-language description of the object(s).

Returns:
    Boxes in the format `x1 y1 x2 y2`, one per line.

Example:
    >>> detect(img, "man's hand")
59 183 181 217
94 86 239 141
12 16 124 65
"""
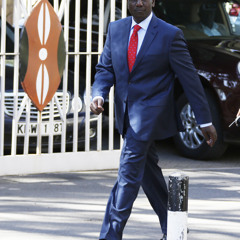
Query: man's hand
201 125 217 147
90 97 104 115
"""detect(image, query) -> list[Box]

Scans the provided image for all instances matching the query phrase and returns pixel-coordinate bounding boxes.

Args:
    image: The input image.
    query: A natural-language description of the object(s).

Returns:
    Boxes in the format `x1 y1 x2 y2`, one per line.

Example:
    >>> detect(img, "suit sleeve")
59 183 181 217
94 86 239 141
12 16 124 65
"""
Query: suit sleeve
169 30 212 125
92 23 116 101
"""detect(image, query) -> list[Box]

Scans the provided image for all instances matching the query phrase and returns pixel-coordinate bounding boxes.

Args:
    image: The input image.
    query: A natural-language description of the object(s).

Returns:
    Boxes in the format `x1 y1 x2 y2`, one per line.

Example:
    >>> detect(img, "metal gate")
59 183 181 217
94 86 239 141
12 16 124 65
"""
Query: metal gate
0 0 127 175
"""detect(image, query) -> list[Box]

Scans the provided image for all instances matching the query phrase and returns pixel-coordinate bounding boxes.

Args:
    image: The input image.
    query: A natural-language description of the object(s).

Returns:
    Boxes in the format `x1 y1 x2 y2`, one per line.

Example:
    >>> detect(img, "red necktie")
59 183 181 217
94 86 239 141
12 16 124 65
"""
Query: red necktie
128 25 141 72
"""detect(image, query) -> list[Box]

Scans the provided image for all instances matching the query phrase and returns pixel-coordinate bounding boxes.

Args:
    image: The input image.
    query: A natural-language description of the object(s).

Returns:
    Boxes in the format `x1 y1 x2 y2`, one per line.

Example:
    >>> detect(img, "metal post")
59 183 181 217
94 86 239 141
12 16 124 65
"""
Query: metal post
167 172 189 240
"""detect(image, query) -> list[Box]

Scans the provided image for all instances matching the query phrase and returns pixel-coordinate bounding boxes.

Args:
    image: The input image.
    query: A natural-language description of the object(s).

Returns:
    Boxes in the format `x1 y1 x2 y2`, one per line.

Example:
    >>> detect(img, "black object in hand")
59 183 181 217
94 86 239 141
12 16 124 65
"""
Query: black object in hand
236 117 240 127
229 116 240 127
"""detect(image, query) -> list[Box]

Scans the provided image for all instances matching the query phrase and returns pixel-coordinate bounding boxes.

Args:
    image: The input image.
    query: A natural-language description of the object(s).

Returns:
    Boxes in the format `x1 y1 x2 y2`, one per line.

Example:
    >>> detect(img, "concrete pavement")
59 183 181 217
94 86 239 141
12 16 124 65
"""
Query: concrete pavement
0 141 240 239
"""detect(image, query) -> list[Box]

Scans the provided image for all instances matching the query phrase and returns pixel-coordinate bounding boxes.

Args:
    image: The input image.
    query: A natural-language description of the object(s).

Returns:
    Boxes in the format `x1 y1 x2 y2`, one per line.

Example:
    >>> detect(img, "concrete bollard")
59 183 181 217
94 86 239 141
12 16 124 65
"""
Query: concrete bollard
167 172 189 240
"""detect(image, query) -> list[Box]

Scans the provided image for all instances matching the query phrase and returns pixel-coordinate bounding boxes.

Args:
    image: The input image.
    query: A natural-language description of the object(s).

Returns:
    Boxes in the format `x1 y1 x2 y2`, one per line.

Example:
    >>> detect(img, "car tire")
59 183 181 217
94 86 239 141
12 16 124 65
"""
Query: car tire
173 89 228 160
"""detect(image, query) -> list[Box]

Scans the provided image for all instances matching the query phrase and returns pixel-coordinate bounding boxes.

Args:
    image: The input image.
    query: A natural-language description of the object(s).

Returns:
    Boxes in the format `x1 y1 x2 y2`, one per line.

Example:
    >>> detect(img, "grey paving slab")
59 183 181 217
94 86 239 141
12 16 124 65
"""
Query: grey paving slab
0 168 239 240
0 139 239 239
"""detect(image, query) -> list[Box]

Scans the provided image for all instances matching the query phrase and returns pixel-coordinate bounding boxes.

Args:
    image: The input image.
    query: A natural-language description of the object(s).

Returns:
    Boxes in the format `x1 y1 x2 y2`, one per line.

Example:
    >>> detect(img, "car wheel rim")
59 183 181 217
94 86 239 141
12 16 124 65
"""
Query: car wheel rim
179 103 204 149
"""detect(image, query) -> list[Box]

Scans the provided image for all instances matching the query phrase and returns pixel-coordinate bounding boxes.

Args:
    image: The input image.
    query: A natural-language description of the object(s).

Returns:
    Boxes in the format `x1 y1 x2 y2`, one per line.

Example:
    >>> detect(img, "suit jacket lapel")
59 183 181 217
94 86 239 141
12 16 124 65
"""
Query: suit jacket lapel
131 15 159 74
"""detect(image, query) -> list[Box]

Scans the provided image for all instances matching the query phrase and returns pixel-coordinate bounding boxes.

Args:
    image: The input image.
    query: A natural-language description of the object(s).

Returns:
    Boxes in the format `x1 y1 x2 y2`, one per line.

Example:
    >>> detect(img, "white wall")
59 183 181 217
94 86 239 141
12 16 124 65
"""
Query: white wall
0 150 121 176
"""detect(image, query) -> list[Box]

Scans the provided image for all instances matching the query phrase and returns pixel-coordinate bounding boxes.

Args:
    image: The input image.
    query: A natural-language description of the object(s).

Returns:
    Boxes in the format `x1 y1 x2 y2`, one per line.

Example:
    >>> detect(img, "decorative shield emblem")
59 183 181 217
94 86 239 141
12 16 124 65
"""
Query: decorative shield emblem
20 0 65 112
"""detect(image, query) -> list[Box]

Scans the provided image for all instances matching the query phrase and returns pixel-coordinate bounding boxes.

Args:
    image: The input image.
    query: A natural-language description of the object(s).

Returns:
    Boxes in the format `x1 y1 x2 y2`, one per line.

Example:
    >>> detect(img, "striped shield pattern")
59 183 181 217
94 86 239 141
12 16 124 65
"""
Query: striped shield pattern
20 0 65 112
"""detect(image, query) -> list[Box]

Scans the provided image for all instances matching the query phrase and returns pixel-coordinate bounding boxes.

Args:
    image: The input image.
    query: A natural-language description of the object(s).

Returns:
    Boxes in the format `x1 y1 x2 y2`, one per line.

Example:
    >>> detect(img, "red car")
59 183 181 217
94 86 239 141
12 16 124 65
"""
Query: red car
229 3 240 16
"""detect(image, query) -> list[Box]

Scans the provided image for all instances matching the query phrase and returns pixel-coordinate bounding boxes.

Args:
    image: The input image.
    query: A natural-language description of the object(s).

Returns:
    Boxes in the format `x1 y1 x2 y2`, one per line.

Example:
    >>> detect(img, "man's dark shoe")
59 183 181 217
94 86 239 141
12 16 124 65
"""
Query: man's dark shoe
160 233 167 240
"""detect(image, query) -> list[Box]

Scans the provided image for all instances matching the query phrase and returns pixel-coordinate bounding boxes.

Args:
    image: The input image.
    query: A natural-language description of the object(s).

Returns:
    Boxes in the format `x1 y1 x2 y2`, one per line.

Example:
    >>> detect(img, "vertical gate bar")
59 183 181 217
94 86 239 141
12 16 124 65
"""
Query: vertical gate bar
57 0 66 22
0 0 7 156
36 111 42 154
85 0 93 152
53 0 59 12
73 0 81 152
23 97 30 155
104 0 110 34
19 0 28 18
96 0 105 151
120 0 127 148
109 87 114 150
98 0 104 55
0 56 5 155
110 0 116 19
52 0 60 153
21 0 30 155
61 0 70 153
122 0 127 18
11 0 20 156
27 0 32 14
108 0 116 150
48 98 54 154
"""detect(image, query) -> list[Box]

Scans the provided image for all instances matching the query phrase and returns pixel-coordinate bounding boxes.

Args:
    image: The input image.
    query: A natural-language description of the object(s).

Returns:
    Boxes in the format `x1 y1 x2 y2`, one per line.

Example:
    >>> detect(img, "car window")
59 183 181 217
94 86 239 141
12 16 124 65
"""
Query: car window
154 0 240 39
224 1 240 35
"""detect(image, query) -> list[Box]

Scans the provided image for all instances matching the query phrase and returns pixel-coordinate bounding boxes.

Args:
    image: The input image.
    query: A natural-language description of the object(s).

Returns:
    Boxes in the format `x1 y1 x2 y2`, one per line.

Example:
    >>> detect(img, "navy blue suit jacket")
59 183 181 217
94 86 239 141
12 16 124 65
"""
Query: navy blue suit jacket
92 15 212 141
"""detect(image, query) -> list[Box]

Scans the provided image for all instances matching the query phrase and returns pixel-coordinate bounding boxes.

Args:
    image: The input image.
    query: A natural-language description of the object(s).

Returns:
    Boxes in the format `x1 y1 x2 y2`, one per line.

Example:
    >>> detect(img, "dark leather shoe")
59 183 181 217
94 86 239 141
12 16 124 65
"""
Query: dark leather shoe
160 233 167 240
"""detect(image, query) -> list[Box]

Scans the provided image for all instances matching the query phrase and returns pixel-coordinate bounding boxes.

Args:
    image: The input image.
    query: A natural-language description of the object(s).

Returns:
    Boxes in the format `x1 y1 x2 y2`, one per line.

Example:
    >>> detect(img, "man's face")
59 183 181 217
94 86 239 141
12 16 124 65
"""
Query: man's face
128 0 155 23
199 10 216 29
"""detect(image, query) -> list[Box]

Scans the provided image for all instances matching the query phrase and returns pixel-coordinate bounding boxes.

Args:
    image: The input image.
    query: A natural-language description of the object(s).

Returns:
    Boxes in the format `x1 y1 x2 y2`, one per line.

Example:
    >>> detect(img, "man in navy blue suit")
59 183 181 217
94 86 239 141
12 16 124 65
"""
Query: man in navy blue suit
90 0 217 239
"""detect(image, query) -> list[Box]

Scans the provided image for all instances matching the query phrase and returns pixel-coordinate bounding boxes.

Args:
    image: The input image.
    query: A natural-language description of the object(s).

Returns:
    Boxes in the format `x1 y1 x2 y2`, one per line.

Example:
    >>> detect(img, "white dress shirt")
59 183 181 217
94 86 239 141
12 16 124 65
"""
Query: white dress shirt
92 13 212 128
129 12 153 54
201 22 221 36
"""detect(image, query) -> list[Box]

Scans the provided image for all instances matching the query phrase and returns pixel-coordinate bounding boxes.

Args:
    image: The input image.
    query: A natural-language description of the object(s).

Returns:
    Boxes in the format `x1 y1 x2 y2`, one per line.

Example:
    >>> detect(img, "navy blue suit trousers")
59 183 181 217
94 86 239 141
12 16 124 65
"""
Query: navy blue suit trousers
99 112 168 239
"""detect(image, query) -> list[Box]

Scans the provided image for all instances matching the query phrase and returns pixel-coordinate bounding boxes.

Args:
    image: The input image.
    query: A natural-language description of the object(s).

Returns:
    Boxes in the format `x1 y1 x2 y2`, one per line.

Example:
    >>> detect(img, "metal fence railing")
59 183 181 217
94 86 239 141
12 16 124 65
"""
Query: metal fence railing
0 0 127 161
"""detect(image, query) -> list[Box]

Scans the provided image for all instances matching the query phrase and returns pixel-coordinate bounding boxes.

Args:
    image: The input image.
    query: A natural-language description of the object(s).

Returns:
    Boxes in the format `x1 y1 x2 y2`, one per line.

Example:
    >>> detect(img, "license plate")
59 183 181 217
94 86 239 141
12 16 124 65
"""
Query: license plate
17 121 63 136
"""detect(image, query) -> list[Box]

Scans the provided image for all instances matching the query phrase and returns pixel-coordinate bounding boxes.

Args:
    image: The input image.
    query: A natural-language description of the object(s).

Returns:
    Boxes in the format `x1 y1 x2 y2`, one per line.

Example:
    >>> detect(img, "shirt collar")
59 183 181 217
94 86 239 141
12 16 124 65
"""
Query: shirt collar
201 22 218 31
131 12 153 31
